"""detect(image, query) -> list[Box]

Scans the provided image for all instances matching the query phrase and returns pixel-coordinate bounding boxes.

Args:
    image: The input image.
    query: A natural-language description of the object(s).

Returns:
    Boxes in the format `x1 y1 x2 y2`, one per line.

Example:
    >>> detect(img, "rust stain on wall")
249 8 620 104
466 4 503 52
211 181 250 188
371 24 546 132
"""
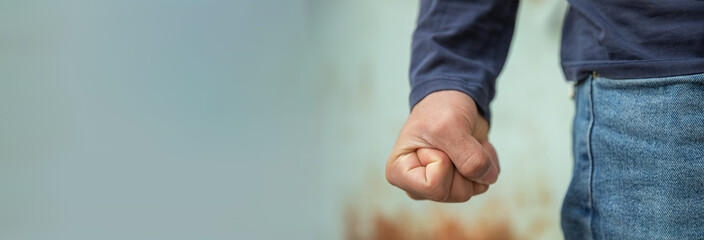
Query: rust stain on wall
343 171 558 240
372 213 412 240
345 200 518 240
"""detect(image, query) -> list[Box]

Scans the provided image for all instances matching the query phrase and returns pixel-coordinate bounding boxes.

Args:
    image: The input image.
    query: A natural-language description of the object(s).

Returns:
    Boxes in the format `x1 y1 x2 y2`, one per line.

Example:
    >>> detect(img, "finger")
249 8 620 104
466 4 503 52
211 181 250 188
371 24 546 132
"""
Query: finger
387 149 453 201
414 148 454 201
406 191 425 200
444 170 474 202
472 182 489 196
481 141 500 174
439 136 499 185
416 148 453 187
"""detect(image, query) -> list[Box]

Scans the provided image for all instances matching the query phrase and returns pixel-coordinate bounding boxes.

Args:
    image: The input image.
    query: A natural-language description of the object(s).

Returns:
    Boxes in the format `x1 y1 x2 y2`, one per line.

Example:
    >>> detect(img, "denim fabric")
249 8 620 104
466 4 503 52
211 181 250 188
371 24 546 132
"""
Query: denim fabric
561 73 704 239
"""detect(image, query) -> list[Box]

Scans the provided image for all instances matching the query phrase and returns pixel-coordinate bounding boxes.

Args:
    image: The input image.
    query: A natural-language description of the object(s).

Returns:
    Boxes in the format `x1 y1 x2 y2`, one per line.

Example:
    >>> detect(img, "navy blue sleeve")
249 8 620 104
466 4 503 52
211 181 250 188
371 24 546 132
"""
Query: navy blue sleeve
409 0 519 122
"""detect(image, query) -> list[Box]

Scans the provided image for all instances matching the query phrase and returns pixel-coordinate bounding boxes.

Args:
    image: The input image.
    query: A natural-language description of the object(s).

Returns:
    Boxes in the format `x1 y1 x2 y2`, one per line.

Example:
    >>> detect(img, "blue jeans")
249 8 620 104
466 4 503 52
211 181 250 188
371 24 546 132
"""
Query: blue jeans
561 72 704 239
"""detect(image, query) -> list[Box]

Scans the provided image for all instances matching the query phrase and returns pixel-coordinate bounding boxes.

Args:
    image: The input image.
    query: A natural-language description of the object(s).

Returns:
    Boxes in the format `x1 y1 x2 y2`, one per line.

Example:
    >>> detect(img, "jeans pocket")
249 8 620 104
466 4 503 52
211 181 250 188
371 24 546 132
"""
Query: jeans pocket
586 72 704 239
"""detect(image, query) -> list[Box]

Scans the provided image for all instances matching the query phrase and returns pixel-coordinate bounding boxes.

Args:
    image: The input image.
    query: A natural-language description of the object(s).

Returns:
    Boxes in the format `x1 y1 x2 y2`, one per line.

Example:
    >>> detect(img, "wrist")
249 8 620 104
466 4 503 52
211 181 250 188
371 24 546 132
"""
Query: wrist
413 90 481 118
412 90 490 141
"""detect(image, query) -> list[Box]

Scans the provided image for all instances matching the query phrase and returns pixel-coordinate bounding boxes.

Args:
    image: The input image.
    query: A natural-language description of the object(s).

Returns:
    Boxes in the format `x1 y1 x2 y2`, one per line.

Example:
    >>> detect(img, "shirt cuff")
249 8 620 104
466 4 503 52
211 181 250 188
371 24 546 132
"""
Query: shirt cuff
409 79 492 123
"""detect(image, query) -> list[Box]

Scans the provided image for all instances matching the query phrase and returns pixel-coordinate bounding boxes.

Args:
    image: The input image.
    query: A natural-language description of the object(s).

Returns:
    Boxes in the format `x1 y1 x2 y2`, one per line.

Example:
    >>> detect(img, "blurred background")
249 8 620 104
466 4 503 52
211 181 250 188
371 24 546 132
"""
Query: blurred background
1 0 573 239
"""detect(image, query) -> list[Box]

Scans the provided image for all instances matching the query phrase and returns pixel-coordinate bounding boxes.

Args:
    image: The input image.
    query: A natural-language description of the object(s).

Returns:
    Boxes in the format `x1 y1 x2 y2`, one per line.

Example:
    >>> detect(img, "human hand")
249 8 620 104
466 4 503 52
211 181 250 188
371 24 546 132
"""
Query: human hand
385 90 499 202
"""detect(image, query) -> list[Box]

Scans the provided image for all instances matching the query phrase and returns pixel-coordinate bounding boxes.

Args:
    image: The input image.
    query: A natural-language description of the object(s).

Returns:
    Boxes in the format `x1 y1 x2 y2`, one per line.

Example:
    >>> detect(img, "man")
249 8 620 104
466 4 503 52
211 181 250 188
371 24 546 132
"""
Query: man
385 0 704 239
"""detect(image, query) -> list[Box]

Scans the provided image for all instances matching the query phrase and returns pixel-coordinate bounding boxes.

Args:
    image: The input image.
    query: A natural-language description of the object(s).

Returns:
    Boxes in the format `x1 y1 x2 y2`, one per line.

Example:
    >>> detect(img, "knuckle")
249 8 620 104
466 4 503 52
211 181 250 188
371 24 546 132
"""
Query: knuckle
458 151 490 179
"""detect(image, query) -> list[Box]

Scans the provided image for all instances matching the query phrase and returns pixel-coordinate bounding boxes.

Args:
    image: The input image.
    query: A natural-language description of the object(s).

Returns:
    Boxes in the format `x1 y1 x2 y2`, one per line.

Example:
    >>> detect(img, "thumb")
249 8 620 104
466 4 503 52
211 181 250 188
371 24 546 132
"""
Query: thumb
386 148 454 201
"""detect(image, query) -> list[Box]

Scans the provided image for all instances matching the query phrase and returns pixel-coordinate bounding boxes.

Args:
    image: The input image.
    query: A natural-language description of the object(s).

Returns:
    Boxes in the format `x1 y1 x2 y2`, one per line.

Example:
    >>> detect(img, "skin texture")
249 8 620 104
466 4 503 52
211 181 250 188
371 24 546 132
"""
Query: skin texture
386 90 499 202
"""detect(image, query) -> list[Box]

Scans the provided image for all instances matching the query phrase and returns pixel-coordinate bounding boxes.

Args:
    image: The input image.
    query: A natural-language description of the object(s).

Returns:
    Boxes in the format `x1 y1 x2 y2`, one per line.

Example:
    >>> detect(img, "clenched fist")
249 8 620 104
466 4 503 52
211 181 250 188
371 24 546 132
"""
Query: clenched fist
385 90 499 202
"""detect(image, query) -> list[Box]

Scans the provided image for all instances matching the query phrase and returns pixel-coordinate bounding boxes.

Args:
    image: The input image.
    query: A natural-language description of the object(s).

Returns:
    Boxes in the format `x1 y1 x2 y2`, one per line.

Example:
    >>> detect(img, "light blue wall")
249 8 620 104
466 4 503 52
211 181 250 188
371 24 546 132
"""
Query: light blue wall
1 0 572 239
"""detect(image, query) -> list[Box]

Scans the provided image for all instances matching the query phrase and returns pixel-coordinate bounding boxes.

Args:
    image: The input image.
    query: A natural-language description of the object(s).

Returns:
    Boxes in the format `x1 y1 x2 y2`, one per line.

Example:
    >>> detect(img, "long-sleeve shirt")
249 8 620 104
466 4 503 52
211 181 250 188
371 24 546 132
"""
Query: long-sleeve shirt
409 0 704 122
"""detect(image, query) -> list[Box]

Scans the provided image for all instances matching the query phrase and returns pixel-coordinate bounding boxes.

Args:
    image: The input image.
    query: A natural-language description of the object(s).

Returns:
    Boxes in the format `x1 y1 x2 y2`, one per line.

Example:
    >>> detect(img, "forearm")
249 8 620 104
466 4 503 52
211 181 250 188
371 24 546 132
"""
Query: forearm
409 0 519 122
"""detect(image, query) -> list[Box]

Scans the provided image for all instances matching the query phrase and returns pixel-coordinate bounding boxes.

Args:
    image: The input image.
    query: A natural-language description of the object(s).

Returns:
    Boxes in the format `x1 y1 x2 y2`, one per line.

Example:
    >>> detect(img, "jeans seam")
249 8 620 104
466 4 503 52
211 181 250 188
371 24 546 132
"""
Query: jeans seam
587 75 596 240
